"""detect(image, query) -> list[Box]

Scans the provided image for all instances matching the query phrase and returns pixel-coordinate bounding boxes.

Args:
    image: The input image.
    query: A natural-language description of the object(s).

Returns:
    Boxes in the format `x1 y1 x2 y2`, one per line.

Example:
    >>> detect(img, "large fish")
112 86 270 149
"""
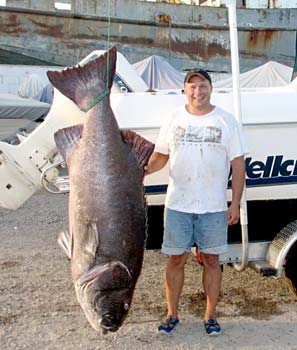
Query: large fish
47 47 154 334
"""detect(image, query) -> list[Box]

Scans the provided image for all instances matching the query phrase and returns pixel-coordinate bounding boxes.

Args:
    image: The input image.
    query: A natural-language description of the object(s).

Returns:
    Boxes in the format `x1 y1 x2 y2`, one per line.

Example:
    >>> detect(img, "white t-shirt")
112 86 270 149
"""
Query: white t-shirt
155 105 247 214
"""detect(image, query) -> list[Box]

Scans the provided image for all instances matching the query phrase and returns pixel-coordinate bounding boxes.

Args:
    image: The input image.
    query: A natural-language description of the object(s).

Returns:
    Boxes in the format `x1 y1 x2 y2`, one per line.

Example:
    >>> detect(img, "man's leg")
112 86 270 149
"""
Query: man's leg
165 253 188 319
201 253 221 321
158 208 193 334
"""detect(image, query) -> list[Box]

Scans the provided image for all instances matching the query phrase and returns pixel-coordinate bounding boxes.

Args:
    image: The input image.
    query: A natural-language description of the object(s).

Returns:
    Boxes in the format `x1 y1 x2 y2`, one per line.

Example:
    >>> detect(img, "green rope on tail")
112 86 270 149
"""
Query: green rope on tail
82 90 109 112
83 0 112 113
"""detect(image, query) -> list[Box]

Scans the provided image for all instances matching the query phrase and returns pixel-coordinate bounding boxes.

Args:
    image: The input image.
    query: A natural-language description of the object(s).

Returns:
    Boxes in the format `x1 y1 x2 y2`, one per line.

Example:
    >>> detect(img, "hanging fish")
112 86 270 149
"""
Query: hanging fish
47 47 154 334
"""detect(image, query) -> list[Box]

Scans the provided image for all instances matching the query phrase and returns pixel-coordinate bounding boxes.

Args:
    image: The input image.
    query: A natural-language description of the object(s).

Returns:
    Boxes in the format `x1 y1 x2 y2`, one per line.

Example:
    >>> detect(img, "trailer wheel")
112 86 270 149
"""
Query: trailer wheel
284 242 297 297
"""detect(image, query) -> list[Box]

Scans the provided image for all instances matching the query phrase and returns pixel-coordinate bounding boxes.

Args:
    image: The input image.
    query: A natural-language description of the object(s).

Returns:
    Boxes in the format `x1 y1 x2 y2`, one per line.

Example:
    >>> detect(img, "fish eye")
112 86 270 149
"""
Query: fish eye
124 303 129 311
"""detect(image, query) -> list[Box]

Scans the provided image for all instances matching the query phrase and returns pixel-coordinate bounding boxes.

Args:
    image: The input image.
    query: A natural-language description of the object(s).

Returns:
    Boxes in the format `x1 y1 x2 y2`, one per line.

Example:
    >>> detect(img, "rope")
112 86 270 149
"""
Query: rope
106 0 112 90
83 0 112 113
82 90 109 112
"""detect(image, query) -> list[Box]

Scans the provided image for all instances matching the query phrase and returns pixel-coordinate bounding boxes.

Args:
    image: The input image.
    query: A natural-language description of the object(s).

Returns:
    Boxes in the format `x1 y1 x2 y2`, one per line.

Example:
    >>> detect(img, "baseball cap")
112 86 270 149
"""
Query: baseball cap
184 69 212 85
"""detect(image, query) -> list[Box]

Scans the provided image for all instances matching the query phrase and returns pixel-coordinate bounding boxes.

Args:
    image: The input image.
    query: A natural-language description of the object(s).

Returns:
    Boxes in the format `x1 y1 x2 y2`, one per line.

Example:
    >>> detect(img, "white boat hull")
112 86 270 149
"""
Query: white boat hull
1 60 297 210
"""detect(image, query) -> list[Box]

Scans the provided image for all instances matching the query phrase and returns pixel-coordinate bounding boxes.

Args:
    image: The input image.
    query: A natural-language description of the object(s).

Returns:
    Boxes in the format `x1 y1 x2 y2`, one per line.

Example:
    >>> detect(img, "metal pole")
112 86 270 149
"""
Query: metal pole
226 0 249 271
292 32 297 82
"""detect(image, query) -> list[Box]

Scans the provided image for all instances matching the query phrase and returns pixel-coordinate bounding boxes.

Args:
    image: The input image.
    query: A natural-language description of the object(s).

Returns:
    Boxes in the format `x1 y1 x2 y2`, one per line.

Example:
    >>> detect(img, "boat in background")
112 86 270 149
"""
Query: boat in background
1 48 297 295
0 93 50 141
0 49 297 208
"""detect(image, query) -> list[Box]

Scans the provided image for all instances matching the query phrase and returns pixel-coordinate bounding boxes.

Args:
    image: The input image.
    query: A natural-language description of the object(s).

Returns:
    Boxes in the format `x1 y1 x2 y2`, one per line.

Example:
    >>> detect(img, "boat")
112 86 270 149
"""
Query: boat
1 3 297 294
0 93 50 140
1 49 297 218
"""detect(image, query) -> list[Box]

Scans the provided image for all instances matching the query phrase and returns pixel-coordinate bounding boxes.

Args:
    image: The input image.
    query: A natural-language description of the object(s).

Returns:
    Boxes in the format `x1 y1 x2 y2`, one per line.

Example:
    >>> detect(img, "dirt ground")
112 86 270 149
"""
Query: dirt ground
1 191 297 350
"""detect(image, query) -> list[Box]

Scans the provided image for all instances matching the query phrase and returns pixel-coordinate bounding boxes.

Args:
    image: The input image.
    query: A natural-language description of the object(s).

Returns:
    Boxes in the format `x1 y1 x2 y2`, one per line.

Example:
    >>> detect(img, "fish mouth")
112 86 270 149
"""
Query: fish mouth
100 313 120 333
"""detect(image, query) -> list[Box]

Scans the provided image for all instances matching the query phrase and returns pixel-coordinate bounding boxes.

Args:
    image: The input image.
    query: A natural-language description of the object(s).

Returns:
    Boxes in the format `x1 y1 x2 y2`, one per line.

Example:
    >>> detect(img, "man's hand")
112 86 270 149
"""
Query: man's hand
144 165 150 176
227 201 240 225
228 156 245 225
144 152 169 176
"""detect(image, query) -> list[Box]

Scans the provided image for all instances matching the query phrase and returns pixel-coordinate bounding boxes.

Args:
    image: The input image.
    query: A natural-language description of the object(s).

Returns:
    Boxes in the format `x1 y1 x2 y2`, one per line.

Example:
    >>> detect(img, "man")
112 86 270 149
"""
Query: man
145 69 246 336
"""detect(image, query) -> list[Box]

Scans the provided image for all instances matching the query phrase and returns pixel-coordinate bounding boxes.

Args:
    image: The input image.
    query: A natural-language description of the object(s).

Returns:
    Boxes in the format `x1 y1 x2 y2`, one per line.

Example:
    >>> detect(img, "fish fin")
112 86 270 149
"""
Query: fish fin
84 222 100 258
78 261 132 290
47 47 116 111
121 130 155 175
57 230 72 260
54 124 84 167
58 223 99 262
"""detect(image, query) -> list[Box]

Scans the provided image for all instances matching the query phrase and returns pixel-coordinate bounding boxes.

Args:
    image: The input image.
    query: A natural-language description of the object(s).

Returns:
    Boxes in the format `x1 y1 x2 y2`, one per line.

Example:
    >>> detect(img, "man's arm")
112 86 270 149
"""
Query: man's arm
228 155 245 225
145 151 169 175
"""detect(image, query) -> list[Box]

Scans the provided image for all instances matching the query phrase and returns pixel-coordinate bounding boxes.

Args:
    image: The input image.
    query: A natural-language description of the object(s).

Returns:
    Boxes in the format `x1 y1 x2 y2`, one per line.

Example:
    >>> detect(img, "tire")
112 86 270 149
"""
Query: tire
284 242 297 297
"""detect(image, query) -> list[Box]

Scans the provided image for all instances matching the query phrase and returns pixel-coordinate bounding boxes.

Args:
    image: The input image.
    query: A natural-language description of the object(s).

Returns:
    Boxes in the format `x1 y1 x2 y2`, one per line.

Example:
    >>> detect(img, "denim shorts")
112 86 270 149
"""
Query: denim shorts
162 208 228 255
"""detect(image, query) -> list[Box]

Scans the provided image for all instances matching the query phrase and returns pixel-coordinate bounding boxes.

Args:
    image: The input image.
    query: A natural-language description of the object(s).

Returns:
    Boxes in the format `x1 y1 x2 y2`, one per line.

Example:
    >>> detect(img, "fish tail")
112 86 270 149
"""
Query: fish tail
47 47 117 111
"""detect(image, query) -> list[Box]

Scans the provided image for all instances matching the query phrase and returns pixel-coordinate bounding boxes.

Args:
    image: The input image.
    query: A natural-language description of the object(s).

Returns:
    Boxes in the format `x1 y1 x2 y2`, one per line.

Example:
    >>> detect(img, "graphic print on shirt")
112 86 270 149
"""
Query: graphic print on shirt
173 125 222 145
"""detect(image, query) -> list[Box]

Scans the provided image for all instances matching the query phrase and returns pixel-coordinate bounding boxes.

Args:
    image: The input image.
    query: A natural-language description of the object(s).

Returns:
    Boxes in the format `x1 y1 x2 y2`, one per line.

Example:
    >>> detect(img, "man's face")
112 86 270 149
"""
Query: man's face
184 75 212 112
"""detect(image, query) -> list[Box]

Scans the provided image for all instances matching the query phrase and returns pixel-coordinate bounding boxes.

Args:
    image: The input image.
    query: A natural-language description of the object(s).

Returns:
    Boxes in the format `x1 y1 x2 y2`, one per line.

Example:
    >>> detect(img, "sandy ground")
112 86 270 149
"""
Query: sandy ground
1 191 297 350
